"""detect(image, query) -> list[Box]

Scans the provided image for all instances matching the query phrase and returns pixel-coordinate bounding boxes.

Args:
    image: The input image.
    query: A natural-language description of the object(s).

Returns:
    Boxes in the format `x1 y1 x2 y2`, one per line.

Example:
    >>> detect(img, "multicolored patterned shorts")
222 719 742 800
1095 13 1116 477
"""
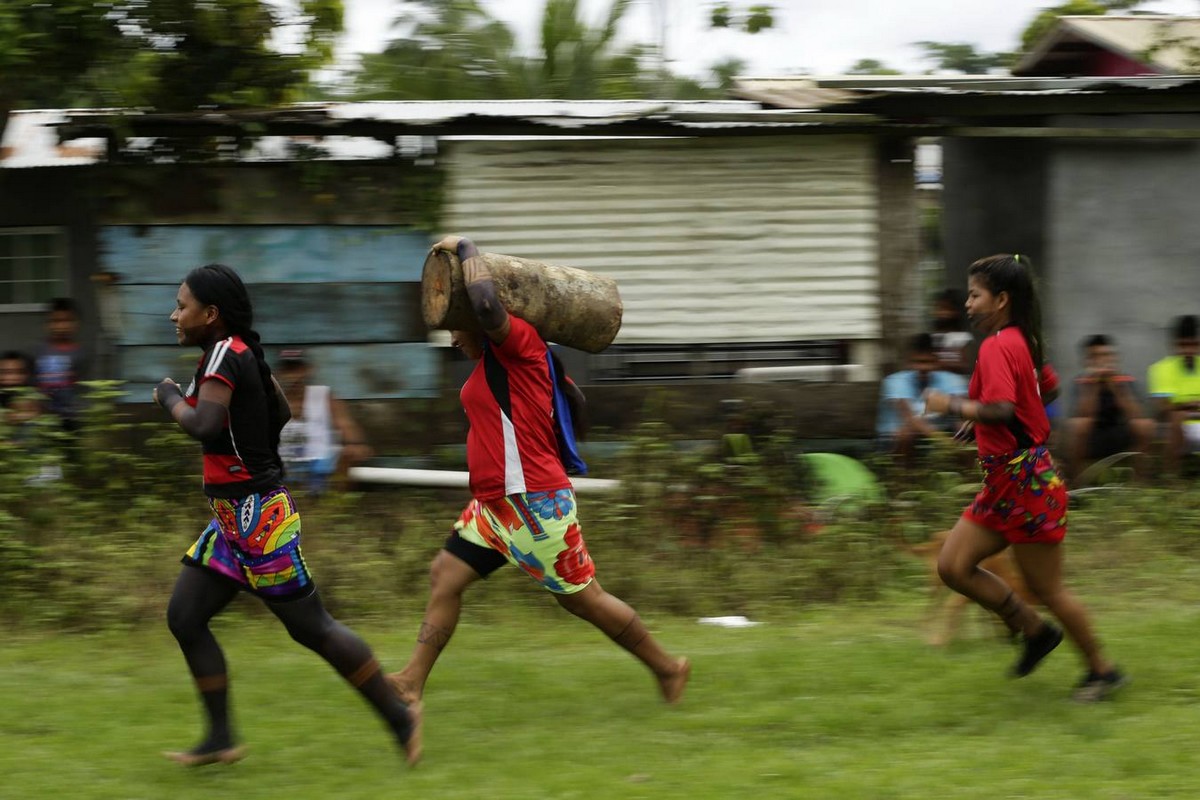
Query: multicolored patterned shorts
183 486 312 598
454 489 596 595
964 447 1068 544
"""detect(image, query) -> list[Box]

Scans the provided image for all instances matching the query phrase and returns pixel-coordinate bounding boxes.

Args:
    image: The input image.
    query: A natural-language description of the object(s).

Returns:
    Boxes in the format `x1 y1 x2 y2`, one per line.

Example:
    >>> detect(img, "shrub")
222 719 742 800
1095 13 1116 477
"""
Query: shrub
4 388 1200 630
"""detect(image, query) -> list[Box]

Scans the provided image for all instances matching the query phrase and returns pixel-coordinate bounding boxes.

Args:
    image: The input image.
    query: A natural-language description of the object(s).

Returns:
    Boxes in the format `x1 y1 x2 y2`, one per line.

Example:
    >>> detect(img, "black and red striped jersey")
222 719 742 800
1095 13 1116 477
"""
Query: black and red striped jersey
185 335 283 498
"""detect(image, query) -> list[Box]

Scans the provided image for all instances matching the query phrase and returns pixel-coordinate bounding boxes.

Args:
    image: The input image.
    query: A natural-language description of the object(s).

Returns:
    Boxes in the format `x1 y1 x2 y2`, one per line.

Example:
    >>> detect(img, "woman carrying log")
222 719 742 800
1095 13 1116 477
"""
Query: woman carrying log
387 236 690 719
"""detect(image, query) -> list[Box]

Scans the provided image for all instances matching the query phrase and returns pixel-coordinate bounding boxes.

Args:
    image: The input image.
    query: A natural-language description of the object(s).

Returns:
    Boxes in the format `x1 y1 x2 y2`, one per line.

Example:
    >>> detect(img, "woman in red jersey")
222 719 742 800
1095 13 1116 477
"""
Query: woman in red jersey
925 254 1124 702
153 264 420 765
387 236 690 716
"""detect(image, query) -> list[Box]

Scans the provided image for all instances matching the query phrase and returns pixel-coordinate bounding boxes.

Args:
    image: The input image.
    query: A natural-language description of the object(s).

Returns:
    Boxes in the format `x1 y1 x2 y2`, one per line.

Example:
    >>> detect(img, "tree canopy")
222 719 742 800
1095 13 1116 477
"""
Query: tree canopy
0 0 343 129
914 41 1013 74
846 58 901 76
1017 0 1141 52
348 0 775 101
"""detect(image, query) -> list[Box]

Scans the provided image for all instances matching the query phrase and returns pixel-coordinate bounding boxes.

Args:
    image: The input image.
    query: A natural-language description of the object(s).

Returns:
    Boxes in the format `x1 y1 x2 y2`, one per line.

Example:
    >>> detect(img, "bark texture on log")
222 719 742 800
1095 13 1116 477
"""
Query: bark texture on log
421 249 623 353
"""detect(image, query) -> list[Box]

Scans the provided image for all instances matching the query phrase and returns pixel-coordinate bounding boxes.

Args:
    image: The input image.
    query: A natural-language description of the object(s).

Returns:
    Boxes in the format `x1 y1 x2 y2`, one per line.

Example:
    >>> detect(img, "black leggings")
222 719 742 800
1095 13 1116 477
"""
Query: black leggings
166 564 412 748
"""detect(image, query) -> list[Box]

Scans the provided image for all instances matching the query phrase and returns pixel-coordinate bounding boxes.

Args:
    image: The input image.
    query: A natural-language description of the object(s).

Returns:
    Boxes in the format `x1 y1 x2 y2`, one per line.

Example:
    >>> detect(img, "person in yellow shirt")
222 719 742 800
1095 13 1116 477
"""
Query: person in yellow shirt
1147 315 1200 476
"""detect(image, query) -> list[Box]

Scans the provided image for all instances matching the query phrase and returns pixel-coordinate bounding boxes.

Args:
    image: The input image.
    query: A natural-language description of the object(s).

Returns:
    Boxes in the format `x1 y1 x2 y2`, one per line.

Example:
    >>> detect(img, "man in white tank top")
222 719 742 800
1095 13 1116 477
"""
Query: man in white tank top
277 350 373 491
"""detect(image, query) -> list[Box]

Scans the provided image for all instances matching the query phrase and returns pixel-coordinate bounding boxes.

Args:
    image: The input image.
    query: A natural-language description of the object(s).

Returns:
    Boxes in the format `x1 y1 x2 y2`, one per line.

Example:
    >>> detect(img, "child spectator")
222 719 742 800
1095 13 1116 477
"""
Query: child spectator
1065 335 1153 481
1 350 41 440
35 297 88 432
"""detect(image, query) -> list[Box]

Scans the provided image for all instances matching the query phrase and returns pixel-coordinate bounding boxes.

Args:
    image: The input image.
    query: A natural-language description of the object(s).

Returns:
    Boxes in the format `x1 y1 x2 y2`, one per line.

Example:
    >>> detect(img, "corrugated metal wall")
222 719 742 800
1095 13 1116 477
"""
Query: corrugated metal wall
441 135 880 345
100 225 439 401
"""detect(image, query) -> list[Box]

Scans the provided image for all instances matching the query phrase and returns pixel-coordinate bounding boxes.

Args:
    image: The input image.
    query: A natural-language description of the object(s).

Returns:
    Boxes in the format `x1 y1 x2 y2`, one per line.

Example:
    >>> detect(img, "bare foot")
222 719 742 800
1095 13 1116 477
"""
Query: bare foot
386 672 422 706
162 745 246 767
403 702 423 767
658 657 691 704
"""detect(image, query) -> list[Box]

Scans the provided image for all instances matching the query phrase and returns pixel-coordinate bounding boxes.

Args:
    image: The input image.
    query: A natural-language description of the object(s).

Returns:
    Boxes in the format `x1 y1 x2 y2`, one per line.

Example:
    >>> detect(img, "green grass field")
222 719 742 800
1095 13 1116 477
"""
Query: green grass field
4 592 1200 799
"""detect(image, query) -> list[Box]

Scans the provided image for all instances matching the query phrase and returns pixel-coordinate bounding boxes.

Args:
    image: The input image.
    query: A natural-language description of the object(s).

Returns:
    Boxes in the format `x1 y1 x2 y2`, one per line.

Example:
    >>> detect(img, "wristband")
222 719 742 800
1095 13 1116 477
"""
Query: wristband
456 240 480 263
949 396 963 418
156 380 184 411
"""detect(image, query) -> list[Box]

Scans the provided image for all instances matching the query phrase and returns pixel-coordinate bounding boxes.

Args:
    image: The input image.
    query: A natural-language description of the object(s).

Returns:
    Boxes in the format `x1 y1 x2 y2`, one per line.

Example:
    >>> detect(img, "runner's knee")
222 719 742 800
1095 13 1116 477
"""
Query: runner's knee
554 580 601 618
936 551 968 590
555 590 589 617
428 550 471 598
271 595 338 651
282 612 336 651
166 599 205 646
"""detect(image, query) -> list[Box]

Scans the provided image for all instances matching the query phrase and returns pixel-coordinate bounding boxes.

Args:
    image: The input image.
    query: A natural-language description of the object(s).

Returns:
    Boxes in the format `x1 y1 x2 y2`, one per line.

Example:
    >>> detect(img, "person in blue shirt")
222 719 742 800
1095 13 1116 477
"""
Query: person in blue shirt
877 332 968 463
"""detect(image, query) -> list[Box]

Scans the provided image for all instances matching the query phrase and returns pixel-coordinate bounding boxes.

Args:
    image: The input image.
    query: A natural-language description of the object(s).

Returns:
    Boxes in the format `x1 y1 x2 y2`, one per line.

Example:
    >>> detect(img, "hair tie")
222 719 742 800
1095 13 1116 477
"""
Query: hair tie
1013 254 1021 263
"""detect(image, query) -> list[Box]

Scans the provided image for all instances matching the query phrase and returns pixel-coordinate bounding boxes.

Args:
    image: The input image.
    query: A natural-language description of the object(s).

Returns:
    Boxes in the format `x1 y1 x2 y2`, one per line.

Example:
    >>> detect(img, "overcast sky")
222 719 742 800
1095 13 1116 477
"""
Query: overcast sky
336 0 1200 79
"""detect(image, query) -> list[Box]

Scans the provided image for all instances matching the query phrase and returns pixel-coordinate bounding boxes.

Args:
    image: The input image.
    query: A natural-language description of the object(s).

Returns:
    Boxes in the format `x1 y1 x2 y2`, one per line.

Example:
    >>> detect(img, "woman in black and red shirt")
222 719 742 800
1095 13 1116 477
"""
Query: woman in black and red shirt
154 264 420 765
925 254 1124 702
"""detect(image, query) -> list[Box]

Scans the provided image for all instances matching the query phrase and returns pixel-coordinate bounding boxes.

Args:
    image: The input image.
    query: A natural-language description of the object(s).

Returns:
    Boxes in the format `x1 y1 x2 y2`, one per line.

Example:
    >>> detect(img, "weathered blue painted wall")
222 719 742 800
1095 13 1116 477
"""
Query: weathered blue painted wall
102 225 438 400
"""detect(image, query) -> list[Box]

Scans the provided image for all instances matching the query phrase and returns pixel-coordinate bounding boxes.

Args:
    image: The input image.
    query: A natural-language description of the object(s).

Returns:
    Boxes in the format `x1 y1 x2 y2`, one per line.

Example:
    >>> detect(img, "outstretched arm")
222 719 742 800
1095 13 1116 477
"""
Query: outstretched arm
924 390 1016 425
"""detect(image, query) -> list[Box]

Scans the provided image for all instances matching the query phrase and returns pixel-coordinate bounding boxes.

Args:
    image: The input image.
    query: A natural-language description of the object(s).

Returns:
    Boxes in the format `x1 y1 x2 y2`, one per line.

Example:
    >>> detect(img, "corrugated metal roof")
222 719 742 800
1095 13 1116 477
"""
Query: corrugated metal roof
1 100 876 169
734 74 1200 108
314 99 760 121
8 80 1200 169
0 111 107 168
1013 15 1200 76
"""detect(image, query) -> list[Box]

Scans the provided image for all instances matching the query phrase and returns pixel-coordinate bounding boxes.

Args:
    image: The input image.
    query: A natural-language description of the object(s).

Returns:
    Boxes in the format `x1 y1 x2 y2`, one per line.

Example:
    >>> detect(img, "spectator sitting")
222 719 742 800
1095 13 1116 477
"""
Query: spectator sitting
1 350 42 442
1148 315 1200 476
877 332 968 463
2 349 62 483
276 349 373 492
1065 334 1154 482
930 288 974 375
34 297 87 433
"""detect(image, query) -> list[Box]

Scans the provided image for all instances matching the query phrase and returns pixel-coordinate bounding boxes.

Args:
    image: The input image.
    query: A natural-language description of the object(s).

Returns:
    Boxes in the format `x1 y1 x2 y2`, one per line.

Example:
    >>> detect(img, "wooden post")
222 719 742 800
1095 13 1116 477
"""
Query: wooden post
421 249 624 353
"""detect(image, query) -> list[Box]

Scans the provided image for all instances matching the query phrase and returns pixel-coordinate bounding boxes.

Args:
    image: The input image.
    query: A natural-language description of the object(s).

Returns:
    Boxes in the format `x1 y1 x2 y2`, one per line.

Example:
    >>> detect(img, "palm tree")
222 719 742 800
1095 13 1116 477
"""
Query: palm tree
347 0 740 101
352 0 524 100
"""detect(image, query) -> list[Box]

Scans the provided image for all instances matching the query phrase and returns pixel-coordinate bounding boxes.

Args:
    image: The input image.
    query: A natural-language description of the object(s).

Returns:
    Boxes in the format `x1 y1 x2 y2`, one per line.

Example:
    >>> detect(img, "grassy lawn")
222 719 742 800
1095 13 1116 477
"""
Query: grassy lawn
4 593 1200 799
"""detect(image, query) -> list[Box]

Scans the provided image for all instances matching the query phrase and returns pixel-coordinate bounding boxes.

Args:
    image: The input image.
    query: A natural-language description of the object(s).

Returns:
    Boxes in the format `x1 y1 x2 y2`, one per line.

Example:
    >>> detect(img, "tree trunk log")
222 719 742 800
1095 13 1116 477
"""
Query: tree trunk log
421 249 623 353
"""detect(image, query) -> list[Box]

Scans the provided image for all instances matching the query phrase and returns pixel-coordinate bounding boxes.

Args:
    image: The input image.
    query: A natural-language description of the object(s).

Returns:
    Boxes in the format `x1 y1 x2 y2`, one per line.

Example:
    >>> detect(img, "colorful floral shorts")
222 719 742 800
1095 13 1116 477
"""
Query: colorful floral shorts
455 489 596 595
964 447 1067 544
183 486 312 598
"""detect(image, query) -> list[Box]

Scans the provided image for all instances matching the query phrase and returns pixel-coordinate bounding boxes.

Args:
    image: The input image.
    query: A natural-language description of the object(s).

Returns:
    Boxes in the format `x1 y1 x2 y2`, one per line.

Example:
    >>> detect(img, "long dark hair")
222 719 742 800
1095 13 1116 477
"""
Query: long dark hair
968 253 1045 369
184 263 283 469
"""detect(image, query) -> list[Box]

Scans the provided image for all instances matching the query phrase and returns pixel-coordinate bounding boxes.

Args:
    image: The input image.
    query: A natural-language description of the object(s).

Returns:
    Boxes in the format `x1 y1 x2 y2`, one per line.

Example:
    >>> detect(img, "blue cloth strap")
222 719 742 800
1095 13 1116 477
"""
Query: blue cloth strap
545 350 588 476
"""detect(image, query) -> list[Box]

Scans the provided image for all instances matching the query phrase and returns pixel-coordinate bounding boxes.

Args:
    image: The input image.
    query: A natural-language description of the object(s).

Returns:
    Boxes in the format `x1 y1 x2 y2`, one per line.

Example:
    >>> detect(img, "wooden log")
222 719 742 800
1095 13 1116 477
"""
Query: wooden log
421 248 623 353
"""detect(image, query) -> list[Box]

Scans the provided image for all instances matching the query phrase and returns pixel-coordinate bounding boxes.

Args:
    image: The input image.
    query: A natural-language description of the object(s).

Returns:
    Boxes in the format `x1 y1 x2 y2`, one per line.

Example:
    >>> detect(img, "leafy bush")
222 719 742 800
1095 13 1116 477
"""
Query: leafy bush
4 388 1200 630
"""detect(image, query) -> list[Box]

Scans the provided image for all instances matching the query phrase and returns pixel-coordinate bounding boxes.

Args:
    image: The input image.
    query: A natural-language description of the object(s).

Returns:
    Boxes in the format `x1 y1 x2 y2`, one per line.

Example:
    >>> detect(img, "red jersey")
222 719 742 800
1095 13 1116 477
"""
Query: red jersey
461 316 570 500
185 335 283 498
968 326 1052 457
